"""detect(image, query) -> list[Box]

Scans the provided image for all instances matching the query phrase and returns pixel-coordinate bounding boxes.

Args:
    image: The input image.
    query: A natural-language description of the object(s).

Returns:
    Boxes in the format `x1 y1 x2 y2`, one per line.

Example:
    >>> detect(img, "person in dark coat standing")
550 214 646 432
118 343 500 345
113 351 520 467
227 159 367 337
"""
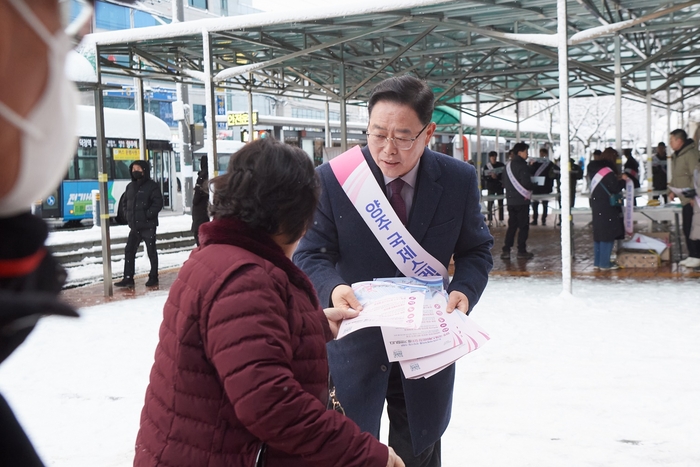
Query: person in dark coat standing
652 142 668 203
529 147 559 226
115 160 163 288
501 142 535 259
482 151 505 225
191 155 209 246
294 76 493 467
134 138 403 467
587 148 628 270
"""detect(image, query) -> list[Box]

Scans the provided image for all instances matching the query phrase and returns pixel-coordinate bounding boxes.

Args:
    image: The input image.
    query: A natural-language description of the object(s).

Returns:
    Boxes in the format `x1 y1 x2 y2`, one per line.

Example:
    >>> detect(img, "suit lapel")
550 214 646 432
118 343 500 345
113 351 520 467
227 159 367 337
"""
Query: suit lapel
408 150 443 243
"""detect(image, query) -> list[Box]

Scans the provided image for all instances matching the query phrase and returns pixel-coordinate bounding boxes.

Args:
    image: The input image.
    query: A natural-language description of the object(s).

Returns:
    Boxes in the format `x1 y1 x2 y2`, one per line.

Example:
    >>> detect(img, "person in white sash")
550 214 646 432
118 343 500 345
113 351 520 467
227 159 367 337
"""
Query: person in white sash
586 148 627 270
529 147 559 226
294 75 493 467
482 151 505 226
500 142 535 260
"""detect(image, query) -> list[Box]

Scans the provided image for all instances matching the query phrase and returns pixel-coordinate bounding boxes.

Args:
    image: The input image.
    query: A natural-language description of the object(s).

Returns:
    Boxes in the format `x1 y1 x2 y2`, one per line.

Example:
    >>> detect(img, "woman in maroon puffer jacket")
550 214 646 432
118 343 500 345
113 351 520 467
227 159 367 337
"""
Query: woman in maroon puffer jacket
134 138 403 467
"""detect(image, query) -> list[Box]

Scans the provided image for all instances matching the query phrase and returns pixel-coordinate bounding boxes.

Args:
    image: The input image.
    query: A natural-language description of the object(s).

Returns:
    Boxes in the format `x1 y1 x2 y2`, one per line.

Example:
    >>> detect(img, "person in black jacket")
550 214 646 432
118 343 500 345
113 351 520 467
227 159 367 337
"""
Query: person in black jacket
482 151 505 225
191 156 210 246
501 142 535 260
115 160 164 288
651 142 668 203
587 148 628 270
529 148 559 226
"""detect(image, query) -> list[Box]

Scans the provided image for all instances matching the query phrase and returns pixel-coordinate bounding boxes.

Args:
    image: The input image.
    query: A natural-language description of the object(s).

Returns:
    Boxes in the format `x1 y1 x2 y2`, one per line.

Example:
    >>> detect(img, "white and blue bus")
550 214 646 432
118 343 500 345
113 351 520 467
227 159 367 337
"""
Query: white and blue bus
42 106 173 225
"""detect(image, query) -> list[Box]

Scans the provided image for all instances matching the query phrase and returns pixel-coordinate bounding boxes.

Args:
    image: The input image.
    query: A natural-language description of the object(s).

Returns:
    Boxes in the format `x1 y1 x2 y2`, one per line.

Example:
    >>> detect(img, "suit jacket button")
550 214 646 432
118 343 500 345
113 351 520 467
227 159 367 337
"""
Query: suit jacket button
380 365 388 372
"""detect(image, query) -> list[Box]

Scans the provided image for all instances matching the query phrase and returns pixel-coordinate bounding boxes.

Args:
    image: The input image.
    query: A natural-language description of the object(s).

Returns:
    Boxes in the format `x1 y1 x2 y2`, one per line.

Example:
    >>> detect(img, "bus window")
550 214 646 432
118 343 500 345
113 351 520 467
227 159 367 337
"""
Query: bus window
77 147 98 180
113 159 132 179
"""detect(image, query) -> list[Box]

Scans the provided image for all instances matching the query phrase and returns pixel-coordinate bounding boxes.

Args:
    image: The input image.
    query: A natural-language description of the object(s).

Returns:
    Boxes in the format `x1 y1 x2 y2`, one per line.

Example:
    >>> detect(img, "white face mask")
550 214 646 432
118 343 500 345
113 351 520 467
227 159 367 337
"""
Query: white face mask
0 0 78 216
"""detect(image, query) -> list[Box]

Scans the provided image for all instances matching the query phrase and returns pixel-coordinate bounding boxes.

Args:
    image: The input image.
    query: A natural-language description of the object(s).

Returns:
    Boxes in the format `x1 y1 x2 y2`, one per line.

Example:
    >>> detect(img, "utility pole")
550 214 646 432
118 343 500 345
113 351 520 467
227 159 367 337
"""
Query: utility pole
173 0 193 213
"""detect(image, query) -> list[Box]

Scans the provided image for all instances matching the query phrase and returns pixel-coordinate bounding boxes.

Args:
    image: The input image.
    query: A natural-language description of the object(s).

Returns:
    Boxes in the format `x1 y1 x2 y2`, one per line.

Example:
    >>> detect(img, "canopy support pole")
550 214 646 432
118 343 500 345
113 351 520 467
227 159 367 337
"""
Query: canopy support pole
558 0 572 295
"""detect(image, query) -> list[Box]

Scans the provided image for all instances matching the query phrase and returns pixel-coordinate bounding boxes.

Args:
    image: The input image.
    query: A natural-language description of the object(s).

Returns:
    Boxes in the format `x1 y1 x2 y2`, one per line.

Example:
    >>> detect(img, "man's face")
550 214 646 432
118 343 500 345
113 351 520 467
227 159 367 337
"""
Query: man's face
489 155 497 164
367 101 435 179
669 136 683 152
132 165 144 174
657 144 666 156
518 150 528 160
0 0 61 199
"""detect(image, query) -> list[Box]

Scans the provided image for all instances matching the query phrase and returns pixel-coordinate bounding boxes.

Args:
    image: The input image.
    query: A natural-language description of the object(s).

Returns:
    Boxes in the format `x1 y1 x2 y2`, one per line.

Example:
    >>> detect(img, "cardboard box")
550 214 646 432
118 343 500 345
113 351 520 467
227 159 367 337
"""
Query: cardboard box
616 249 661 268
643 231 671 261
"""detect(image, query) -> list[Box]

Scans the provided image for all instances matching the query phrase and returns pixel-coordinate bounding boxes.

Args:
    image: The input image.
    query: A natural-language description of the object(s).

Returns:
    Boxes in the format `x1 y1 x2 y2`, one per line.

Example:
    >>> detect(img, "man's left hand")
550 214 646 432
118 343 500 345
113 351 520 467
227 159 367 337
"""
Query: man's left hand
446 290 469 314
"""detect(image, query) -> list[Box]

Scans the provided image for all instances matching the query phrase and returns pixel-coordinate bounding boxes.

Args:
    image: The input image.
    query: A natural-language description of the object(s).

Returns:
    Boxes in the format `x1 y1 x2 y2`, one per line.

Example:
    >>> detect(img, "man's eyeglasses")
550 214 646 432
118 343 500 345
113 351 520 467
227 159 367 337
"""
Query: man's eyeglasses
366 121 431 151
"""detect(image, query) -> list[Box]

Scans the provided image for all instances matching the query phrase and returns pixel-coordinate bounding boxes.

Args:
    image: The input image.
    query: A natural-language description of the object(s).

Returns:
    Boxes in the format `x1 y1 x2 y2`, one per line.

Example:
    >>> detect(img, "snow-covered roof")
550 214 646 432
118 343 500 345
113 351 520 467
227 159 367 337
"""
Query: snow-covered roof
83 0 452 45
76 105 172 142
66 51 96 83
80 0 700 141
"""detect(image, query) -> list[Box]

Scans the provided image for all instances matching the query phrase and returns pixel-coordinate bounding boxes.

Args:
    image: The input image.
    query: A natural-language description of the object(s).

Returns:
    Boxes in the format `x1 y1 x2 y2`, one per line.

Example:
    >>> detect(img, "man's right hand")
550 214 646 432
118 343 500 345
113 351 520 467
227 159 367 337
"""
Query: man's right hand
386 447 405 467
330 284 363 312
669 192 676 202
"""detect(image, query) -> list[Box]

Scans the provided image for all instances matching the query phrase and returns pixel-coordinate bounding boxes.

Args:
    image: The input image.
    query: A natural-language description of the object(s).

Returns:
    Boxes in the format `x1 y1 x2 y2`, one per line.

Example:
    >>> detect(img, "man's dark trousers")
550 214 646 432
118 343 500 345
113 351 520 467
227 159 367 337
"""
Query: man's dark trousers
386 364 441 467
487 188 504 221
530 199 549 223
503 204 530 253
123 227 158 280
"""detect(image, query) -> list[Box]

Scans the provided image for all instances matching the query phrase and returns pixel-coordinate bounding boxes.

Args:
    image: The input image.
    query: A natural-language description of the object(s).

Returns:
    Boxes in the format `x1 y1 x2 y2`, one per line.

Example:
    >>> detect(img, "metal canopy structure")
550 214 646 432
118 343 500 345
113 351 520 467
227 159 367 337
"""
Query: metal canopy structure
87 0 700 120
84 0 700 297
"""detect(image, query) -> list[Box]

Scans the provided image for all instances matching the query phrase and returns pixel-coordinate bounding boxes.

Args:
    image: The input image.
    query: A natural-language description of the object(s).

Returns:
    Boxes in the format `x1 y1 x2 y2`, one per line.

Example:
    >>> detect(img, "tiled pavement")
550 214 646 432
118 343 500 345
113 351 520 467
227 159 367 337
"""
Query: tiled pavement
61 221 699 309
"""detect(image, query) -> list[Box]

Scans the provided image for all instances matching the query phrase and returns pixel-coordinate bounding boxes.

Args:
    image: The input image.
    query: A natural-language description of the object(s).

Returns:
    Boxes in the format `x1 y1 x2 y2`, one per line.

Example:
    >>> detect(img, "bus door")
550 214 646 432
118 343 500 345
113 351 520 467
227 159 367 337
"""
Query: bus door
151 150 171 209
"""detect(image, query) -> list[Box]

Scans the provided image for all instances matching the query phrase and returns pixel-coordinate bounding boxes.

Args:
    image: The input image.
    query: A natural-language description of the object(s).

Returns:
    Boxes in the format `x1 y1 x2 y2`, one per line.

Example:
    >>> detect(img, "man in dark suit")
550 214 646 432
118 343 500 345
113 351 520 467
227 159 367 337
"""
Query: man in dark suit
294 75 493 467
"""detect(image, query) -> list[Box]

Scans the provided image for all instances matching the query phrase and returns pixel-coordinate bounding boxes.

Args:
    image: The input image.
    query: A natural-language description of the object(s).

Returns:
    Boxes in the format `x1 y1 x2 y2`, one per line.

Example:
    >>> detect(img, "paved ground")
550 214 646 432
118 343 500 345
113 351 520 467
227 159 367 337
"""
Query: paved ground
61 221 699 309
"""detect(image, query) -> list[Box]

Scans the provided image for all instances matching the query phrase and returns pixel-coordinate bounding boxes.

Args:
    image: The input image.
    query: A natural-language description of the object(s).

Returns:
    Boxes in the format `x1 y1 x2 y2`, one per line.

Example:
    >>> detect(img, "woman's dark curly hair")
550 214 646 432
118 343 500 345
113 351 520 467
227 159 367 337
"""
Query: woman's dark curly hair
209 138 320 244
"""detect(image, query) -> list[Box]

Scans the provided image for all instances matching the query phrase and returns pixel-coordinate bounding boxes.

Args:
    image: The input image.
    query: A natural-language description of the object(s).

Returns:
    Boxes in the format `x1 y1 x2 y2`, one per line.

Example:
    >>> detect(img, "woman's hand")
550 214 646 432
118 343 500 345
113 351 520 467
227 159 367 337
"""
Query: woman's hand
323 307 359 338
386 447 405 467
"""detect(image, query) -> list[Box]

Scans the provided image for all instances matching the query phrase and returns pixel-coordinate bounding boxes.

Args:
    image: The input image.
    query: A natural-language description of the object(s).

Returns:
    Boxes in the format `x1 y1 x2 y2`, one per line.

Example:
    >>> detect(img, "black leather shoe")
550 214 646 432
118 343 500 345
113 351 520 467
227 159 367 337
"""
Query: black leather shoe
530 220 537 226
115 277 135 288
517 251 534 259
145 277 159 287
500 250 511 260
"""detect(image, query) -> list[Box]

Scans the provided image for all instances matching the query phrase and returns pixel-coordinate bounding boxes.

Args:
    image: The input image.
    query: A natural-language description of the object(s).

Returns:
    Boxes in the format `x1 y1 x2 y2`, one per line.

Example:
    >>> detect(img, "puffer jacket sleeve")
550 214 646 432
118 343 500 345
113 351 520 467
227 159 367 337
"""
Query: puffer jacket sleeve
202 265 388 467
146 182 163 220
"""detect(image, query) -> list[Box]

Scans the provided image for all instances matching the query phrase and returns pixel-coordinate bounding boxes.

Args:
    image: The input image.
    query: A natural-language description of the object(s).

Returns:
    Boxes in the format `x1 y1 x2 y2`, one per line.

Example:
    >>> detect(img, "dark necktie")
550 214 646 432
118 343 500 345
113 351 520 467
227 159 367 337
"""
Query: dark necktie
388 178 407 225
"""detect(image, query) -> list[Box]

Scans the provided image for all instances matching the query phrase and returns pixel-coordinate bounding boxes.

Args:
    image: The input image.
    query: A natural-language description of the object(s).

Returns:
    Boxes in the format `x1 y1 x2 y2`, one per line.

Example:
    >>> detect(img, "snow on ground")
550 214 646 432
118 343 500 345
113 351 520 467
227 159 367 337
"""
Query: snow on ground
47 214 194 286
1 277 699 466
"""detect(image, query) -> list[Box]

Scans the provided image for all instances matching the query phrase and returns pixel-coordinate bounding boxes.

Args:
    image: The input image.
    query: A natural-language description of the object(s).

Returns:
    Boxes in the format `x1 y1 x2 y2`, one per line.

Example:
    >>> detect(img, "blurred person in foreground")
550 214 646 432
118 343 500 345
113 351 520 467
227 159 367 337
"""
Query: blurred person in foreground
586 148 628 270
668 129 700 268
0 0 137 465
134 138 403 467
294 75 493 467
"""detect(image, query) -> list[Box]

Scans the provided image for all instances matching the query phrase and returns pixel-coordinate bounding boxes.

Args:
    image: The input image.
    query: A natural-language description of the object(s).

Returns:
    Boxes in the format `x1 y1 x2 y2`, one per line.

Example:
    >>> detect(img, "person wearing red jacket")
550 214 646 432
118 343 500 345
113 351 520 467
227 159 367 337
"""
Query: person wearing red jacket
134 138 403 467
